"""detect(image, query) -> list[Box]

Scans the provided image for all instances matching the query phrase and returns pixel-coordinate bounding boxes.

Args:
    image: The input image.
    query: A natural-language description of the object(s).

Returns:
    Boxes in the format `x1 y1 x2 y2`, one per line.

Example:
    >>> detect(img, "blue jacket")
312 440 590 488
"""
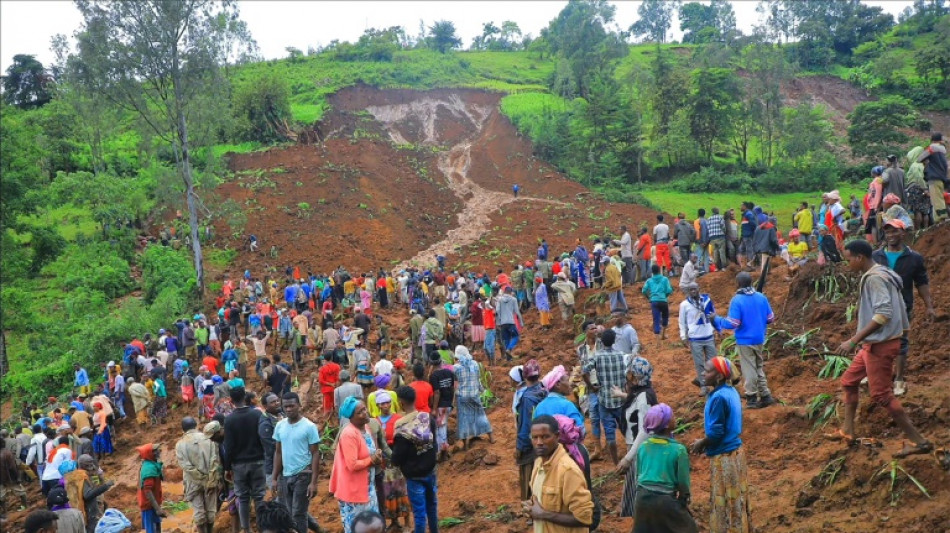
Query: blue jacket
516 384 547 452
704 384 742 456
534 392 585 432
714 290 774 345
284 285 298 304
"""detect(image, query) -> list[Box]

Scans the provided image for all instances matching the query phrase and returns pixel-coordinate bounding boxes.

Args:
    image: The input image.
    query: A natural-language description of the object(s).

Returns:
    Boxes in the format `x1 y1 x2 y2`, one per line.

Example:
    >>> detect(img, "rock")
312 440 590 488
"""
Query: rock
482 453 499 466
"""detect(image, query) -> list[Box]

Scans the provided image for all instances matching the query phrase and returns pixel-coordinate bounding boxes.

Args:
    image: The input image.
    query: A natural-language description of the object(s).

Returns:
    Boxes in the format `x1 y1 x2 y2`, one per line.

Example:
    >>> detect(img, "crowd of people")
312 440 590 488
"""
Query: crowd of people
9 135 946 533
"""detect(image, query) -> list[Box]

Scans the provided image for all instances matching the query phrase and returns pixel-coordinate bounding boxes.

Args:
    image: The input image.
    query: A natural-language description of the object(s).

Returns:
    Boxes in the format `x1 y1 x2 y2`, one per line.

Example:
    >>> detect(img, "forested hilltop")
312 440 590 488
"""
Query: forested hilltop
2 0 949 397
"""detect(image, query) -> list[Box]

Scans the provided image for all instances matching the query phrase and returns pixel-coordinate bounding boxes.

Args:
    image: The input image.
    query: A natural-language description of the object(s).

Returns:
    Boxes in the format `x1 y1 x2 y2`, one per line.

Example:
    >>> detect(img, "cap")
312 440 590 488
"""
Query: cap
883 219 906 230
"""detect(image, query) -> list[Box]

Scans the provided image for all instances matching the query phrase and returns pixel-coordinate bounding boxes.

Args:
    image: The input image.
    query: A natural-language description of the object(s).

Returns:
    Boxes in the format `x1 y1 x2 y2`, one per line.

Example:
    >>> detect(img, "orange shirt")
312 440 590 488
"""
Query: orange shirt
318 362 340 393
410 380 434 413
637 234 653 260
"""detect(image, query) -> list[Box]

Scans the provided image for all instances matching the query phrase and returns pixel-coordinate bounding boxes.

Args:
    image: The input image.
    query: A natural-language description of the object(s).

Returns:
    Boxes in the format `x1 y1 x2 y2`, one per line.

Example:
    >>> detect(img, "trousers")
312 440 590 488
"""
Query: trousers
737 344 771 398
279 471 314 533
406 473 439 533
232 461 266 531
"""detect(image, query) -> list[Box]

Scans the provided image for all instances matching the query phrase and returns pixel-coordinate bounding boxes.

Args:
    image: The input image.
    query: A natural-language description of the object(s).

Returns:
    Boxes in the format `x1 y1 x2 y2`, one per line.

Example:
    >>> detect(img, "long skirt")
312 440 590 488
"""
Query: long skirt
620 460 638 517
632 488 698 533
470 325 485 343
456 396 491 440
202 395 215 419
93 427 113 454
382 463 410 520
152 396 169 420
339 484 378 533
709 447 751 533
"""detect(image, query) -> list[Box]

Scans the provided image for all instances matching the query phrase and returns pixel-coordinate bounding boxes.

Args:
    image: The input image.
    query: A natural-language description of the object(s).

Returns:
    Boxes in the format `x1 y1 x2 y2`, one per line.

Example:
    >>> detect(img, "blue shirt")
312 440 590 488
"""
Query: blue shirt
74 368 89 387
704 384 742 456
284 285 298 304
884 250 901 270
534 392 585 431
516 384 547 452
273 416 321 476
714 290 774 345
741 210 756 238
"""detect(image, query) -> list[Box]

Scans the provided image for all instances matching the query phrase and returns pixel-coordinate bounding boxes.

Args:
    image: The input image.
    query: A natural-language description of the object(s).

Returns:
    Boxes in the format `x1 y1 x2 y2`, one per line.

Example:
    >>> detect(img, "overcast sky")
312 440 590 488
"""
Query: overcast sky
1 1 913 72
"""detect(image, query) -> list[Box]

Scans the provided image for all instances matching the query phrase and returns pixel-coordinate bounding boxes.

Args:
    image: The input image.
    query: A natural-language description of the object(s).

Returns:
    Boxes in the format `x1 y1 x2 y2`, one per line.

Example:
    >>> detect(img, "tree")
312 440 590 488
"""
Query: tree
2 54 52 109
428 20 462 53
740 43 794 166
631 0 680 43
545 0 628 99
233 72 292 141
499 21 523 50
916 16 950 90
688 68 739 162
0 105 46 230
471 21 500 50
680 3 719 44
648 45 690 167
72 0 254 298
847 96 919 159
782 102 832 160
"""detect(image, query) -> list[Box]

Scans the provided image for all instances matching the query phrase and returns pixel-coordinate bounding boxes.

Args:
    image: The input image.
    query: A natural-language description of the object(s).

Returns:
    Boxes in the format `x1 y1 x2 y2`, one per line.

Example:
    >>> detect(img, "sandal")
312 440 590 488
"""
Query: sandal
894 440 934 458
823 429 855 444
854 437 881 448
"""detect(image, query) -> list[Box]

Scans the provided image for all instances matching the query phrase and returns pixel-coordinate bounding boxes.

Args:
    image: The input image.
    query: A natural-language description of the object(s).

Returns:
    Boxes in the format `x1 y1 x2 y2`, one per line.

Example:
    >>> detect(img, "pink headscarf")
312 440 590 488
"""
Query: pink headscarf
553 414 585 469
541 365 567 391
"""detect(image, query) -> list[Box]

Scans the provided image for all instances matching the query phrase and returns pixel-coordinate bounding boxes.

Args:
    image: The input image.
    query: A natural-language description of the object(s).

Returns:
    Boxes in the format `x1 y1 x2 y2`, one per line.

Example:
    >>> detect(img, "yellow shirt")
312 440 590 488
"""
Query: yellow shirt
366 390 401 418
794 209 813 235
788 241 809 260
529 446 594 533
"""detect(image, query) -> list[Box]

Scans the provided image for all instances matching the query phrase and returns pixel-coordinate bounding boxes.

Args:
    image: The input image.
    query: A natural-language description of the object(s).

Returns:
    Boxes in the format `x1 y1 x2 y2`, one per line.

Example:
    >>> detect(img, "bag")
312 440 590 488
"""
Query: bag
296 287 307 304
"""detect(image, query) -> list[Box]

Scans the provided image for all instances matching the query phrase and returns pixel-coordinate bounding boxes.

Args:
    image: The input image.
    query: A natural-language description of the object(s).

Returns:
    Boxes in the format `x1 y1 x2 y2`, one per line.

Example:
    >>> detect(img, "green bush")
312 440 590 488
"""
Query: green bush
42 242 133 299
140 245 196 304
232 72 292 142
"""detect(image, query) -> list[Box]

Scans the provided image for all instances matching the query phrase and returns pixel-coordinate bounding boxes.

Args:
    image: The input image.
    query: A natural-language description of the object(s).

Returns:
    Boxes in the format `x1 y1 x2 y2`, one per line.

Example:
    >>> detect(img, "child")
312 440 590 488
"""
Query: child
137 443 165 533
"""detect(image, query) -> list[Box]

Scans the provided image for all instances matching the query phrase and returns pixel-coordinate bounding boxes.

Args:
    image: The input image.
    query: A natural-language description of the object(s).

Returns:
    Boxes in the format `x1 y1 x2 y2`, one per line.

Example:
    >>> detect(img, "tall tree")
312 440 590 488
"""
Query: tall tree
847 96 919 159
428 20 462 53
688 68 739 162
545 0 628 99
741 43 794 166
631 0 680 43
72 0 254 297
679 3 719 44
648 45 690 168
2 54 52 109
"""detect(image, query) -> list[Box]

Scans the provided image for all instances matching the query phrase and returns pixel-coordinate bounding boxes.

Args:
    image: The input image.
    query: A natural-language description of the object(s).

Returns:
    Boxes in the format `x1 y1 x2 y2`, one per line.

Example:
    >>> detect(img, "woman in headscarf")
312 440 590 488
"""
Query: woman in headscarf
128 377 152 427
329 398 383 533
824 190 846 248
201 375 217 420
91 403 113 462
150 375 168 425
881 193 914 230
904 146 931 229
366 373 401 418
509 365 526 415
453 346 494 449
616 355 659 518
534 275 551 330
65 454 114 533
213 375 235 418
630 404 696 533
690 357 750 533
375 392 411 531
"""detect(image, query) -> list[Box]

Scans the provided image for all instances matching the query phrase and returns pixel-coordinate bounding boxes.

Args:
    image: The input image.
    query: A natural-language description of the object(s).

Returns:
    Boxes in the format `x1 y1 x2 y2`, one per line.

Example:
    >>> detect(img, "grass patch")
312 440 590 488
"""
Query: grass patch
16 204 98 242
290 103 326 124
209 142 262 158
205 248 238 269
640 185 865 228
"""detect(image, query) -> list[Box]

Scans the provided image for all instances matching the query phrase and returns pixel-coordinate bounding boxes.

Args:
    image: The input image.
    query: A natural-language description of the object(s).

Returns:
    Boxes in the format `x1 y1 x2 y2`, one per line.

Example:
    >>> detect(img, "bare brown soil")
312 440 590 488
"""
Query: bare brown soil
11 87 948 533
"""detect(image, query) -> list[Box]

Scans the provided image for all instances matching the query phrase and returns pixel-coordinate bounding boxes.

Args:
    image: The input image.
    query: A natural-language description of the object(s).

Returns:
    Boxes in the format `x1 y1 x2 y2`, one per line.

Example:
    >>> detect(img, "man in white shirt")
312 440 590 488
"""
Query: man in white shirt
374 352 394 377
612 225 636 284
41 435 72 495
680 253 699 288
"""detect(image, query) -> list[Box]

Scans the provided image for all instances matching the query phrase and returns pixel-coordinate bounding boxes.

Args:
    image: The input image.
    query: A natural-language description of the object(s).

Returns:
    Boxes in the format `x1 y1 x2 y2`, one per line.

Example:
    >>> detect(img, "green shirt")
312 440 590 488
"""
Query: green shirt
195 327 209 345
636 436 691 494
642 275 674 303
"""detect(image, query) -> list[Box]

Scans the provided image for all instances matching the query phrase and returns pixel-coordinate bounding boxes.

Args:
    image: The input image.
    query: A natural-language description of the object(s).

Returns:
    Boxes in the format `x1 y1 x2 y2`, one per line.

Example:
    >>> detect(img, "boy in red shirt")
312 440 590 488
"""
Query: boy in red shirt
409 363 433 413
482 297 497 365
137 443 165 533
318 352 341 415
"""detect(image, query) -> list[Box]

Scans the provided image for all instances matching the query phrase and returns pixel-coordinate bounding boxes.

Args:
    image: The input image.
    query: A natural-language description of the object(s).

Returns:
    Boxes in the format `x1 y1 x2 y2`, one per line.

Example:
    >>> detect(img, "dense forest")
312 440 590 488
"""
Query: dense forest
2 0 949 398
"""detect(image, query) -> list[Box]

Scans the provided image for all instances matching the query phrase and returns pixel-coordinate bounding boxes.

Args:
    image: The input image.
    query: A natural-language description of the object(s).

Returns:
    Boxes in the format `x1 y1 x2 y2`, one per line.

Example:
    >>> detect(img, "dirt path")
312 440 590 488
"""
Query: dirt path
366 96 566 269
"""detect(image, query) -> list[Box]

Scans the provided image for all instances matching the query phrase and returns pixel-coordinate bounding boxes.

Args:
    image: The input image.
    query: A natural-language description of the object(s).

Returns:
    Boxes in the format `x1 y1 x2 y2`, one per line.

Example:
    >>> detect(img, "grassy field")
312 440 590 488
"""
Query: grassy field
638 185 865 229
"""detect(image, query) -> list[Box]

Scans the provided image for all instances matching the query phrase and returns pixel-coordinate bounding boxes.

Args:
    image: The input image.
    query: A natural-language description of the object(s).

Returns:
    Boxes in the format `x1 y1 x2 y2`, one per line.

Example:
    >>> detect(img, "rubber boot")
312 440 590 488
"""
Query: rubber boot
589 439 603 462
608 441 619 465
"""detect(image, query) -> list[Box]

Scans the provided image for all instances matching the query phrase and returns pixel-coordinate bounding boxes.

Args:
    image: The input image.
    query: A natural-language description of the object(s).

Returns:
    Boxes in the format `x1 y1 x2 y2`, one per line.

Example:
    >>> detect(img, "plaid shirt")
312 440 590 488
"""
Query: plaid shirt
707 214 726 239
455 362 482 399
583 347 627 409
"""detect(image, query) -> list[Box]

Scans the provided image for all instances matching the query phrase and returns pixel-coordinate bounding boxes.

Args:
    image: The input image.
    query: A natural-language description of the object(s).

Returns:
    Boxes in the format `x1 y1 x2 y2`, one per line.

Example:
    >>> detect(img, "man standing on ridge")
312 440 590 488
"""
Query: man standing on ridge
714 273 777 409
613 225 636 285
831 240 933 458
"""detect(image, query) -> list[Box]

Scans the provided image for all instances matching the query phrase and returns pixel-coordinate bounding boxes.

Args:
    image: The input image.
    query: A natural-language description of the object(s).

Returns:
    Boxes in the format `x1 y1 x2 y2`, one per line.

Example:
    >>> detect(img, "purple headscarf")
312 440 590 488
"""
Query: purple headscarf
644 403 674 434
553 414 585 469
374 373 391 389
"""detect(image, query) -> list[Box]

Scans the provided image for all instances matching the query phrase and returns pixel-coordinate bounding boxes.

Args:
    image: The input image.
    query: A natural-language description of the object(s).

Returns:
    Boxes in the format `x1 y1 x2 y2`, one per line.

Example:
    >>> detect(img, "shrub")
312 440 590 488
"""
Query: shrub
232 72 292 142
140 245 196 304
42 242 133 299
